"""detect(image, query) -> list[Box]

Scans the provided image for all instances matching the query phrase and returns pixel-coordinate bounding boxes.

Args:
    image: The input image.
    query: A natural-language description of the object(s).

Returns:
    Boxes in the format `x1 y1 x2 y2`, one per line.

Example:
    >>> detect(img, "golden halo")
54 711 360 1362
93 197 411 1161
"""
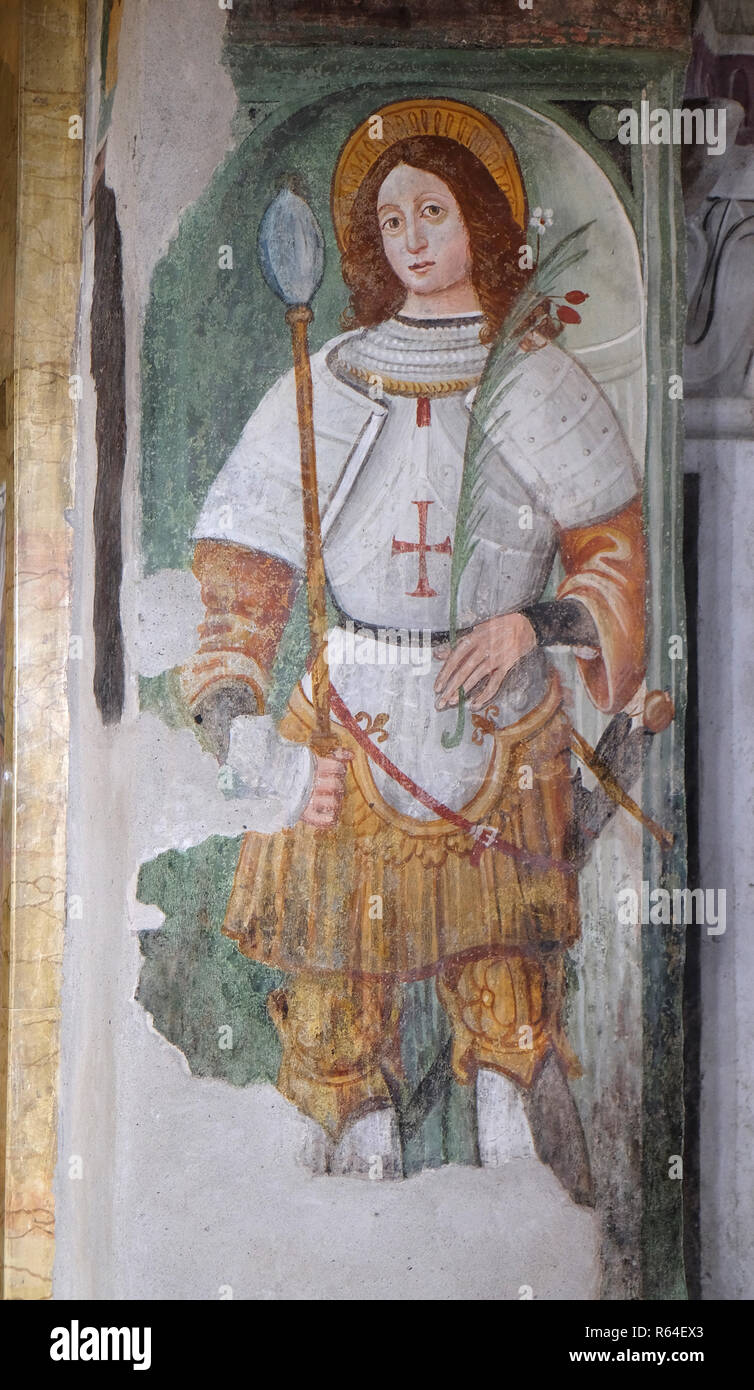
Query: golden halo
331 98 527 251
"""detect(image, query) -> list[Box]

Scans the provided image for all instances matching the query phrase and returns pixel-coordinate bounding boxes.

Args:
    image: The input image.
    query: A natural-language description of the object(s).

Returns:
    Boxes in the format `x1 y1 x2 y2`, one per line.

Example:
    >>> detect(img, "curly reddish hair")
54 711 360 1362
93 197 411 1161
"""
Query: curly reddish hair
339 135 529 345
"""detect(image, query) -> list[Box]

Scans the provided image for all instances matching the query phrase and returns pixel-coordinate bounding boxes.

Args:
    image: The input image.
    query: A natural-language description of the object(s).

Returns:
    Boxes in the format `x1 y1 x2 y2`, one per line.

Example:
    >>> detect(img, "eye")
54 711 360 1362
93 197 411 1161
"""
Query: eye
422 203 445 220
381 215 402 233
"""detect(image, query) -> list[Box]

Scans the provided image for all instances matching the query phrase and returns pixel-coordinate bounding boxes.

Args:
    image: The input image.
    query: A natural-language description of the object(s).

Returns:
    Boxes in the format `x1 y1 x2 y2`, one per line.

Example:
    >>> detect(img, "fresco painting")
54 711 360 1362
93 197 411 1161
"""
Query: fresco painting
134 21 687 1299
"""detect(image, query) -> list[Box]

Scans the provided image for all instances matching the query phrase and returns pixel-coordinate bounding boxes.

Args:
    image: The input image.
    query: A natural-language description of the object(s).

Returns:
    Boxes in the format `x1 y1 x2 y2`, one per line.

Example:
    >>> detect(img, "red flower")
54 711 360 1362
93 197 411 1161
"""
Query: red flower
557 304 582 324
564 290 589 304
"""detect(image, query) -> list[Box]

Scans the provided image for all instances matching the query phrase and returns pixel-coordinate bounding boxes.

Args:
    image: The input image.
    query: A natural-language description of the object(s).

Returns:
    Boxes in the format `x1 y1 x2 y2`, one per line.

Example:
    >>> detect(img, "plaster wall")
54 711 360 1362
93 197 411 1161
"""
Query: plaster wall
684 0 754 1299
690 434 754 1300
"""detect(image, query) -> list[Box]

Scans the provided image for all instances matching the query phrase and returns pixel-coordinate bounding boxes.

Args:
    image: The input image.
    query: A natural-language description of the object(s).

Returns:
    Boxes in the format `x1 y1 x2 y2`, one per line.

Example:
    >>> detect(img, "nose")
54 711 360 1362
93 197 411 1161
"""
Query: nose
404 211 428 256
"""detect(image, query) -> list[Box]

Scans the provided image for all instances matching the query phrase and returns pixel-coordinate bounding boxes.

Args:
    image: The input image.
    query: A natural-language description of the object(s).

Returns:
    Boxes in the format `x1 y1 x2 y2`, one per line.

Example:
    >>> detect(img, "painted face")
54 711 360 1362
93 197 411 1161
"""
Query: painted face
376 163 472 299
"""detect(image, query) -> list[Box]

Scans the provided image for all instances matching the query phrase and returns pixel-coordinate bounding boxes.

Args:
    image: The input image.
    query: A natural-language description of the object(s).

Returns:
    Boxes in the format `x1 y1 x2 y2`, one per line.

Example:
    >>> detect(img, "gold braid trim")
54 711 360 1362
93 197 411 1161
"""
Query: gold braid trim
340 361 481 398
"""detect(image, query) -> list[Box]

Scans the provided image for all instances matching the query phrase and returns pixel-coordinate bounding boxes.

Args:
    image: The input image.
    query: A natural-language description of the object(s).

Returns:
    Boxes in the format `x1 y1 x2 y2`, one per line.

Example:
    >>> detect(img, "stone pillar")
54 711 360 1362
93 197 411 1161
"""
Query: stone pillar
685 0 754 1299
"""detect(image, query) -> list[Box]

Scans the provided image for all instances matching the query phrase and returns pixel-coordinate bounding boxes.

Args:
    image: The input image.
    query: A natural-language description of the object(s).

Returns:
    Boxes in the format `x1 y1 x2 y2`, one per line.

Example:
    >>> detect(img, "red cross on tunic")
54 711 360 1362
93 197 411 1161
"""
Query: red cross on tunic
391 500 452 598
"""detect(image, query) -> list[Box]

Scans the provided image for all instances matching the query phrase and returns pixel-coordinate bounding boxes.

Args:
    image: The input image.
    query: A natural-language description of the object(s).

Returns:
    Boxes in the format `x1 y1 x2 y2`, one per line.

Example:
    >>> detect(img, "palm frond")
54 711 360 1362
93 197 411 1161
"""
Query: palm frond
535 219 596 288
447 446 486 641
441 219 594 750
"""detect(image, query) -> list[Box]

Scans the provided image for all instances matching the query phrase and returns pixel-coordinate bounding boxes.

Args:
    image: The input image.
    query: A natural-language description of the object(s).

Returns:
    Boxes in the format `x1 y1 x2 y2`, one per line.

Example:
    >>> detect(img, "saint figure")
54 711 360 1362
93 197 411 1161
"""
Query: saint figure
180 101 646 1199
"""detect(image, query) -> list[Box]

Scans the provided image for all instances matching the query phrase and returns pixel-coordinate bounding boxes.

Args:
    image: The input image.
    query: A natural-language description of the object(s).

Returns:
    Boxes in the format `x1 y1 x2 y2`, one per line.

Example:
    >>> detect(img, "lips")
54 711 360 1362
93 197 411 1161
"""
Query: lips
409 260 435 271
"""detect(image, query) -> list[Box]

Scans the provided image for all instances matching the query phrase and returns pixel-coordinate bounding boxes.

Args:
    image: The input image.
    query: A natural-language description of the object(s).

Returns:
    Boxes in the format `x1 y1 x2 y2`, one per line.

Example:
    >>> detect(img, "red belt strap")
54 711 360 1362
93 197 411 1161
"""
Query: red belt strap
328 683 577 877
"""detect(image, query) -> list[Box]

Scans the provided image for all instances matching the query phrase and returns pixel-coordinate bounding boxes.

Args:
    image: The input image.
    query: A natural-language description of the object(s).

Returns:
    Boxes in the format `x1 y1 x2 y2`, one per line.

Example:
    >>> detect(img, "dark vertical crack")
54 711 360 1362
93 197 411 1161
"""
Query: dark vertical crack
91 167 126 723
683 470 701 1300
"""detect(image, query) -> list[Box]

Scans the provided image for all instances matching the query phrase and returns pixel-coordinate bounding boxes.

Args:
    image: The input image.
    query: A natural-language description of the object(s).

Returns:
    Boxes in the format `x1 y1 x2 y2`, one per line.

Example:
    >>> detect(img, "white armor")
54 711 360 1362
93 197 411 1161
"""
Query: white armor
195 315 639 820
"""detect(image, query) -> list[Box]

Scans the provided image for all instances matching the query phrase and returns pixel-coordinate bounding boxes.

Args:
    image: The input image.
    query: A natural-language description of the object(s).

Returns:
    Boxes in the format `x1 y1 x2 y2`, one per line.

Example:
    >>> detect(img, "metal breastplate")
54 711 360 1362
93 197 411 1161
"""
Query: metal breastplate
323 391 557 632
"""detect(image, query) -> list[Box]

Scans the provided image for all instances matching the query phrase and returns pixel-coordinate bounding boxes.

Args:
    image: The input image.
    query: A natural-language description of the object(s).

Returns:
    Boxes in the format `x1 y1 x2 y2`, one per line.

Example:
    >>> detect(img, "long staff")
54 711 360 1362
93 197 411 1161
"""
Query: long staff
258 188 337 755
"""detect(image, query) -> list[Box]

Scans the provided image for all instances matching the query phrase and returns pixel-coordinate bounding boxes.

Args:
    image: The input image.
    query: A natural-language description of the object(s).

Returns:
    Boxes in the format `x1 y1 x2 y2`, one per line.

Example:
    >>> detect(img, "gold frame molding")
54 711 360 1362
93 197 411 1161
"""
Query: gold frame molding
0 0 86 1299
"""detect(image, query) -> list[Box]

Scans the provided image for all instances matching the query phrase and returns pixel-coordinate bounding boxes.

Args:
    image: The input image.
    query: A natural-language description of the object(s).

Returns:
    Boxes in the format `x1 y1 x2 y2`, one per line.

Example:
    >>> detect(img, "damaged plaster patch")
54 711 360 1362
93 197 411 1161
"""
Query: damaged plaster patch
116 712 295 867
107 1026 602 1301
121 567 204 677
105 0 238 311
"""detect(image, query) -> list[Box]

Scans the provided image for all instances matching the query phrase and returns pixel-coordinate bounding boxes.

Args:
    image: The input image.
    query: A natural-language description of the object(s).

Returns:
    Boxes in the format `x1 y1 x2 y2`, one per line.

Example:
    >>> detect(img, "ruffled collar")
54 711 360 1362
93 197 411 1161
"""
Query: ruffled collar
333 313 490 398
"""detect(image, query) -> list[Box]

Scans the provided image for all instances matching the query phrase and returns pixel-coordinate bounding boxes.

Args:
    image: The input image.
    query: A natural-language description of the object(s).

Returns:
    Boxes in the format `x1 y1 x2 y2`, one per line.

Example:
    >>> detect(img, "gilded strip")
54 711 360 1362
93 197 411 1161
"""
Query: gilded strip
0 0 86 1300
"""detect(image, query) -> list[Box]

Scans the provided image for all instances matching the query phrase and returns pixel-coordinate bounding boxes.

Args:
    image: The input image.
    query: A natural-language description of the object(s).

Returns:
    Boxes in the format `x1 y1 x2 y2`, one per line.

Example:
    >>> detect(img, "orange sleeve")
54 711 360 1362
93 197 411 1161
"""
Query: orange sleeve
556 495 647 716
179 539 297 715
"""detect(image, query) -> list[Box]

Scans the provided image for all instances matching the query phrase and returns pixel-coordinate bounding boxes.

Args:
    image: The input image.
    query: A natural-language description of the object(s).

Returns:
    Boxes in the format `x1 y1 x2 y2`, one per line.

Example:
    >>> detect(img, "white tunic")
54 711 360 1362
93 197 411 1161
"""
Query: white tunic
196 315 639 821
